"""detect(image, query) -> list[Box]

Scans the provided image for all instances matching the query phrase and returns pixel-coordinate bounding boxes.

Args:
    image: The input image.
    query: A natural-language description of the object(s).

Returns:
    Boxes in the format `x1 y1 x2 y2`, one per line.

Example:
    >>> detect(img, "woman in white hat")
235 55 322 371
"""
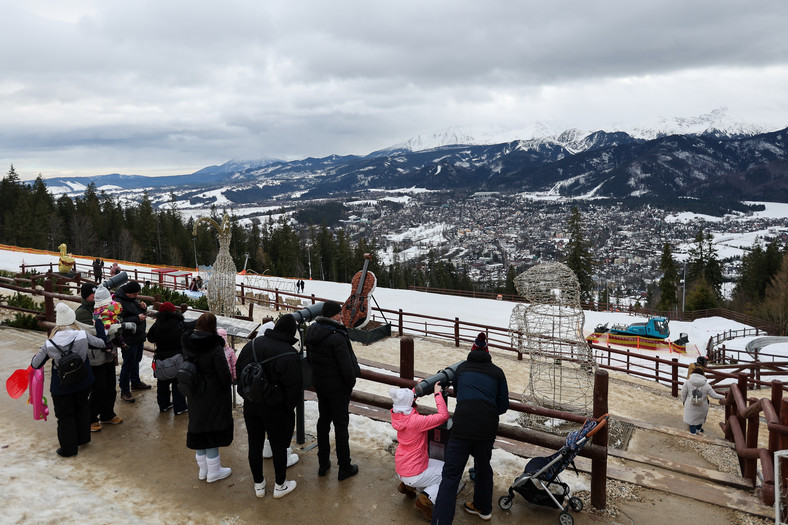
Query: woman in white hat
31 302 106 457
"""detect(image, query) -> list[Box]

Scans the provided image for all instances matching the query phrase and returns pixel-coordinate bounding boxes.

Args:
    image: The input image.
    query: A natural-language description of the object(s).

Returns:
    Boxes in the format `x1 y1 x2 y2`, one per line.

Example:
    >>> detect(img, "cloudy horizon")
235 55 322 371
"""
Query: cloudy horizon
3 1 788 181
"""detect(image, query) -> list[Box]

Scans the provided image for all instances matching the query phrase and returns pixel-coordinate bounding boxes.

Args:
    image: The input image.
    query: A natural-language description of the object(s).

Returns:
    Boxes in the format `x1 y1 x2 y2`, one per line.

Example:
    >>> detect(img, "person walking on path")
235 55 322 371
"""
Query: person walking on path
181 313 234 483
31 302 106 457
146 301 190 415
114 281 150 403
390 383 450 521
305 300 361 481
236 314 303 498
687 355 708 378
431 333 509 524
681 367 724 435
92 258 104 281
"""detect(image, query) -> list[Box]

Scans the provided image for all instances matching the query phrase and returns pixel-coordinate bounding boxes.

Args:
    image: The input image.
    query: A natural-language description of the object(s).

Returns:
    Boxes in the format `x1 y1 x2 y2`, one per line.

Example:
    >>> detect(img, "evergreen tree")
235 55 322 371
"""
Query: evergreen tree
758 252 788 335
656 242 680 312
563 206 595 302
504 265 517 296
687 228 723 298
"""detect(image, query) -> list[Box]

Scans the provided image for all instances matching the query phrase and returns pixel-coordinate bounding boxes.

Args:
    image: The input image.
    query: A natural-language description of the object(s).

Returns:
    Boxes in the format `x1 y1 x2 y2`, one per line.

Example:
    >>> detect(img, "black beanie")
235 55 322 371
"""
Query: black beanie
81 283 96 300
273 314 298 344
124 281 141 293
322 300 342 318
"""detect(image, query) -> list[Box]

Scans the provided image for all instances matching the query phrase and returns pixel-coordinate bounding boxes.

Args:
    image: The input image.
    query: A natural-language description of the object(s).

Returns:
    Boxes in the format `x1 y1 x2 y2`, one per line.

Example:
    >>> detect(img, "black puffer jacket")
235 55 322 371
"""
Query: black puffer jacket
146 311 187 360
305 317 360 393
181 330 233 439
114 286 147 344
236 329 303 411
450 350 509 441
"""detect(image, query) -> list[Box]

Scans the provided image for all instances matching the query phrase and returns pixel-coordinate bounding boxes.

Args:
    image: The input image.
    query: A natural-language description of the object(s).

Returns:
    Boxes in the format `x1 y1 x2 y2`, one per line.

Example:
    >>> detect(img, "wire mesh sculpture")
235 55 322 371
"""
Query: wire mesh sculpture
509 262 598 433
193 213 237 317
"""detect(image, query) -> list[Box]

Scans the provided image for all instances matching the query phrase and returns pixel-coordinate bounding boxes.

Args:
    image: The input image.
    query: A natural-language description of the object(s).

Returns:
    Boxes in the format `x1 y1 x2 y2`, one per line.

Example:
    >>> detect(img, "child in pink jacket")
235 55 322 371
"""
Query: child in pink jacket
217 328 237 383
389 382 449 520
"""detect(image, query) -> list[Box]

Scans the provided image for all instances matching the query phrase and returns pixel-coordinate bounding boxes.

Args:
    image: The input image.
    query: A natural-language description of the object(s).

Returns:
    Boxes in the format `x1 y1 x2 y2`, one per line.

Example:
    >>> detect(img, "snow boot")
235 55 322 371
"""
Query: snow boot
195 452 207 481
206 454 232 483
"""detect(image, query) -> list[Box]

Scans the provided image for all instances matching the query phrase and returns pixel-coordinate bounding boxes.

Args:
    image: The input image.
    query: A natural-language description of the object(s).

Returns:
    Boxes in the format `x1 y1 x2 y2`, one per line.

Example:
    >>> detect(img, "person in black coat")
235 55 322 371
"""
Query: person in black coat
146 301 192 414
114 281 150 402
305 300 361 481
181 313 234 483
431 335 509 524
236 314 303 498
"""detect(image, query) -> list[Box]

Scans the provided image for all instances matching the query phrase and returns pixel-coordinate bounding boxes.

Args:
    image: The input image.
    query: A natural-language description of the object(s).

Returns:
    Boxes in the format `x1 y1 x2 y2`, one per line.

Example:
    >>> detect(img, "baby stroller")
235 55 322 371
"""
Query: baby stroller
498 414 609 525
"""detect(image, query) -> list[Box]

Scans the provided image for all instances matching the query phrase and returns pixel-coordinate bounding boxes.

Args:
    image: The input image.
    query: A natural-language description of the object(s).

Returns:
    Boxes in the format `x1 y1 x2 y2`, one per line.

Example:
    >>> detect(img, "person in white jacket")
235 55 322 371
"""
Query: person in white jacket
680 367 724 435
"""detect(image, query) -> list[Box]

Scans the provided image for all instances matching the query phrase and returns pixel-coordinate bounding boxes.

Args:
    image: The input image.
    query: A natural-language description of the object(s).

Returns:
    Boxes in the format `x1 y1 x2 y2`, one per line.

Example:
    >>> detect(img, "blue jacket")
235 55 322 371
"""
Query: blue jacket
450 350 509 441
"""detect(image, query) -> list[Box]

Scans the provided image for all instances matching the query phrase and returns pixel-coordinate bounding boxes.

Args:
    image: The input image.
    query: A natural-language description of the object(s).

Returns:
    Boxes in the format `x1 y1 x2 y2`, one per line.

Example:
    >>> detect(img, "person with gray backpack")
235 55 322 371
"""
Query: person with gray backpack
680 367 724 435
31 302 106 457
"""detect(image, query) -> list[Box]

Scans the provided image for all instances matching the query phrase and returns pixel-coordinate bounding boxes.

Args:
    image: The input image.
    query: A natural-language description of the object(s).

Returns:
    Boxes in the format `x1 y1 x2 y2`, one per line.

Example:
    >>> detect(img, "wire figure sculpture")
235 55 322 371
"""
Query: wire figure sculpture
509 262 598 434
193 213 237 317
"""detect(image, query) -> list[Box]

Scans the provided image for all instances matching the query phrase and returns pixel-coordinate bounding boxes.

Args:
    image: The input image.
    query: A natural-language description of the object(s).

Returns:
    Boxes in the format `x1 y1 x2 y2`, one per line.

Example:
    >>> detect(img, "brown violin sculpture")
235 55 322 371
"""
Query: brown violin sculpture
342 253 377 329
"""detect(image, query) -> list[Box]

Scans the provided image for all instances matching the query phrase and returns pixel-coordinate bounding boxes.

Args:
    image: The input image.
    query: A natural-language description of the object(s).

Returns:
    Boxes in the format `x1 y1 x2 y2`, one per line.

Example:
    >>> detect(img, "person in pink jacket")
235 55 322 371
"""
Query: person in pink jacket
389 382 449 521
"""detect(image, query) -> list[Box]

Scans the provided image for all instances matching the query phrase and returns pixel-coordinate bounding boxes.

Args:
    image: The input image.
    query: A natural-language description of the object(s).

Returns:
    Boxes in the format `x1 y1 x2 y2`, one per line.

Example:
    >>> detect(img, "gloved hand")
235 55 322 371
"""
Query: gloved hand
123 322 137 334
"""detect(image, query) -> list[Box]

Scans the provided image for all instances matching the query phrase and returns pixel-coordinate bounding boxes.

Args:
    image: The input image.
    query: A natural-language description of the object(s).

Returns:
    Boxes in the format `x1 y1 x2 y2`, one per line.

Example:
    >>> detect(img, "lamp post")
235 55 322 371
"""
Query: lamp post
682 262 686 313
192 237 198 270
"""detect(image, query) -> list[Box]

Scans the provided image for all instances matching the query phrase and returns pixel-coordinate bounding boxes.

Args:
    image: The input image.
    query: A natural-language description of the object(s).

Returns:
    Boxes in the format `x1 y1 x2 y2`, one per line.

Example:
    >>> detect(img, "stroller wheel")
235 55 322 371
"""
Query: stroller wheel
569 497 583 512
559 510 574 525
498 495 513 510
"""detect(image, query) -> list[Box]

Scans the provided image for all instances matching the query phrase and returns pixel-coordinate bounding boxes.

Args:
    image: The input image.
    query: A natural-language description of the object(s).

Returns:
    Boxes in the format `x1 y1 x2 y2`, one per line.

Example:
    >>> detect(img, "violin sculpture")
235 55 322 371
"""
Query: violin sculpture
342 253 377 329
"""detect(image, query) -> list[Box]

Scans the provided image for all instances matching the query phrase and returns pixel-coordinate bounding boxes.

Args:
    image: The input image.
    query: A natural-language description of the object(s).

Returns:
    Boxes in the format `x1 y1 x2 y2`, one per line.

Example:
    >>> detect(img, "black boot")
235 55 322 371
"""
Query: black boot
338 464 358 481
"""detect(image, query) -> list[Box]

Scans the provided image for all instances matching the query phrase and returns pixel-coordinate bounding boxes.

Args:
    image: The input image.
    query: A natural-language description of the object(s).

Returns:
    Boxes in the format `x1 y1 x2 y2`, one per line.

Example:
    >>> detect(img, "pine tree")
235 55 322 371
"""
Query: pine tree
687 228 723 298
656 242 679 312
563 206 595 303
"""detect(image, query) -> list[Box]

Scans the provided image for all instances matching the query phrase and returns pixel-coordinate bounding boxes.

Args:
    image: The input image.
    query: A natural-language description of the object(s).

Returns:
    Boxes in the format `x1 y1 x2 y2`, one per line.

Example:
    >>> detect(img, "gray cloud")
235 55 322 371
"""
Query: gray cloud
2 0 788 179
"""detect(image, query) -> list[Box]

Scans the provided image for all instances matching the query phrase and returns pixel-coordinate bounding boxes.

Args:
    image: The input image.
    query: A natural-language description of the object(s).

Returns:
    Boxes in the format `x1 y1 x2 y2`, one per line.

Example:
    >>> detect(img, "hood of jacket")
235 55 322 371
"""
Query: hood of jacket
182 330 224 356
305 317 347 346
687 373 708 388
390 409 418 432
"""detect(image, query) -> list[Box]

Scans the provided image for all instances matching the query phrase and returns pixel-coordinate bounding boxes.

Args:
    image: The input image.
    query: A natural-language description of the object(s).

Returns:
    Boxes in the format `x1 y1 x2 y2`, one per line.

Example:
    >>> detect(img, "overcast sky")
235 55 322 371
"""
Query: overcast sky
3 1 788 181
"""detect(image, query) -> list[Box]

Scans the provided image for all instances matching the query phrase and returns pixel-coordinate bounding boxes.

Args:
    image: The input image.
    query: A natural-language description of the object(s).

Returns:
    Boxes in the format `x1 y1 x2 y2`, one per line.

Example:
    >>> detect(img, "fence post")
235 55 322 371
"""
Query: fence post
398 309 403 337
454 317 460 347
44 276 54 322
400 336 414 381
240 282 245 305
311 294 316 305
275 289 280 311
591 368 609 509
671 358 679 398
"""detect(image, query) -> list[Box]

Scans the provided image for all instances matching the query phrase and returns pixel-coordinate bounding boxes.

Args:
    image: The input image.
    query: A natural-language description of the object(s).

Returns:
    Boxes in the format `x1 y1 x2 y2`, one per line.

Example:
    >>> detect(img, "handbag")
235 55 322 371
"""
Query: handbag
154 353 184 380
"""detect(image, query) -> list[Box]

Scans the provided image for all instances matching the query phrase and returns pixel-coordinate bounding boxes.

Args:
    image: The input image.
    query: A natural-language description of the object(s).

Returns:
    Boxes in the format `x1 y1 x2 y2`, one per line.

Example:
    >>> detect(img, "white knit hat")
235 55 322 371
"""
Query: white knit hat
94 286 112 308
55 302 76 326
389 387 414 415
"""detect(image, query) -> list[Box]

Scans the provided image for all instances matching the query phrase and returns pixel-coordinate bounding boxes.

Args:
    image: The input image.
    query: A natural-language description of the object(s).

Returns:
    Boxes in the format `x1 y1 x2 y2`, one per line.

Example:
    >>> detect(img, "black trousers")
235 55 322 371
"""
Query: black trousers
315 389 351 469
89 361 117 423
52 386 92 455
243 404 295 485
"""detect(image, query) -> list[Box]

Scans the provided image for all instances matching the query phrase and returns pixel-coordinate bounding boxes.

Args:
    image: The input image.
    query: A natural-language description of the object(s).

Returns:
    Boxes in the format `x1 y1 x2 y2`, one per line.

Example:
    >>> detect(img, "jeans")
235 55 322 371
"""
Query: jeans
119 342 143 394
431 437 494 524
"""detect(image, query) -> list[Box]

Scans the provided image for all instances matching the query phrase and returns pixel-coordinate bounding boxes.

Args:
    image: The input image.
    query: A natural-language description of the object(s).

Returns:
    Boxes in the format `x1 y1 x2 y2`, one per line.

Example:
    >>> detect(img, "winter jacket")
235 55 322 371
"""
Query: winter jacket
681 373 724 426
450 349 509 442
74 300 116 367
181 329 234 440
235 329 303 412
114 285 147 344
391 393 449 477
305 316 360 393
31 329 105 395
146 311 187 360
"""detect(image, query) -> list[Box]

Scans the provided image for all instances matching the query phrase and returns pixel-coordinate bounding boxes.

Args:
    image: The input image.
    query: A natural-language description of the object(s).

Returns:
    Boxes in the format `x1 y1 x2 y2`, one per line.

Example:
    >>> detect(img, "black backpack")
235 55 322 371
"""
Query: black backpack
177 359 202 397
239 340 289 405
50 339 87 387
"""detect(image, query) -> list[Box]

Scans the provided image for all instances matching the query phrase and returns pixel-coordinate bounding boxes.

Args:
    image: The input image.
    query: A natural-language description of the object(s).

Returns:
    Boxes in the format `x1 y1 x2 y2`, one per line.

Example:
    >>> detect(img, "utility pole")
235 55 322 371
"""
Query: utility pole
682 262 686 313
192 237 198 270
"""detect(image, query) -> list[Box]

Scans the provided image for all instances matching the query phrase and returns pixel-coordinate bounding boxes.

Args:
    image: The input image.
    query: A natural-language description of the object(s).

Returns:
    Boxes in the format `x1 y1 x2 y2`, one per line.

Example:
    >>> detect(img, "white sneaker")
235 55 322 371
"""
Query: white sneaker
263 440 293 459
273 480 297 499
286 453 299 468
254 480 266 498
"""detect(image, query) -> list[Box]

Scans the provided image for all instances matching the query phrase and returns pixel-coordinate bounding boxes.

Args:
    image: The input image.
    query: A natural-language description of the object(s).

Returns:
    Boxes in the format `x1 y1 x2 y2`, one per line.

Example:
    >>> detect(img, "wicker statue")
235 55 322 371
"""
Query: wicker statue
193 213 237 317
509 262 598 431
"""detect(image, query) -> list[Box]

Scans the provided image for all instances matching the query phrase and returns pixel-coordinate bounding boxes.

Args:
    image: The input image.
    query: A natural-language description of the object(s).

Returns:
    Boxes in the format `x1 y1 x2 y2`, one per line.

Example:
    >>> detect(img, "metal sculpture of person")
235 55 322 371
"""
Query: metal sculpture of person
508 262 598 433
193 213 237 317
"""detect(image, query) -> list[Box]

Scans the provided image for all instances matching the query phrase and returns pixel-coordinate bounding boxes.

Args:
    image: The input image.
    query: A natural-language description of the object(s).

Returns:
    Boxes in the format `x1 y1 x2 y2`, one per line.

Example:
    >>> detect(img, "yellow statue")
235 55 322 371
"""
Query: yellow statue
57 243 76 274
